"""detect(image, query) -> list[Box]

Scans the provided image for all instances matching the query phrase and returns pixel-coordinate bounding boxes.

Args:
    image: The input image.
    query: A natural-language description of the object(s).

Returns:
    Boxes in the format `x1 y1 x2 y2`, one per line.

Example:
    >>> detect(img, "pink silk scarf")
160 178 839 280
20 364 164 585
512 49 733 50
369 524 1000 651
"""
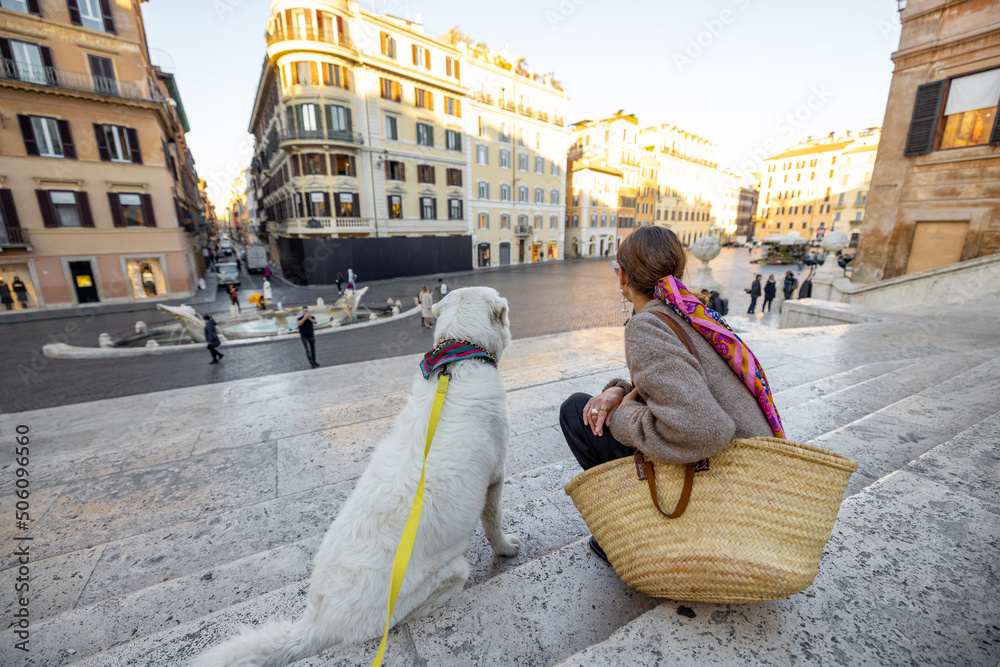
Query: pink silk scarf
653 275 786 439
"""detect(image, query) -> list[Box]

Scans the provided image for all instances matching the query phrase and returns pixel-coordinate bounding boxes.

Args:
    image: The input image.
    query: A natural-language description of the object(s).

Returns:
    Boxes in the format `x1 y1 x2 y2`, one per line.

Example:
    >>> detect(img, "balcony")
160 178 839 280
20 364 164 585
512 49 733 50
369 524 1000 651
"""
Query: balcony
282 217 374 235
473 91 494 105
514 225 532 237
0 227 31 250
265 26 355 51
278 128 363 146
1 59 155 102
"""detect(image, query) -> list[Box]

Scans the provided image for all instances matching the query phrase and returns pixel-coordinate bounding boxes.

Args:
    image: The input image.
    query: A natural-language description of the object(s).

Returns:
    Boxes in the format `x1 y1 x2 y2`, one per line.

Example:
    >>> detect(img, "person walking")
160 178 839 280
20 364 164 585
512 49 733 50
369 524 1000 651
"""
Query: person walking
783 271 798 300
227 284 241 313
264 265 272 280
763 275 777 312
347 269 357 291
434 278 448 302
335 272 344 295
203 315 223 364
262 278 272 309
747 274 762 314
297 306 319 368
419 285 434 329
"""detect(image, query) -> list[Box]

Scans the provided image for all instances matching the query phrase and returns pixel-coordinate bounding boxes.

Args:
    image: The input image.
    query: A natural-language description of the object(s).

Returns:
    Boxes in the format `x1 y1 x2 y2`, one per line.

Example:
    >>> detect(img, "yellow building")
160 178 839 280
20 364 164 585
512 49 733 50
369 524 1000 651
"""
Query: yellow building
0 0 203 310
755 128 880 246
248 2 568 275
459 36 569 267
564 162 621 258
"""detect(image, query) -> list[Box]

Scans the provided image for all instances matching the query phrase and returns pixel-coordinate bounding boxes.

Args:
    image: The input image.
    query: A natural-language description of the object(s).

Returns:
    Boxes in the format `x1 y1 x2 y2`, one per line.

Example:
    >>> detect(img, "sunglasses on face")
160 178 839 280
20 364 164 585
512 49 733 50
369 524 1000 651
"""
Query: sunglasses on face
612 260 620 276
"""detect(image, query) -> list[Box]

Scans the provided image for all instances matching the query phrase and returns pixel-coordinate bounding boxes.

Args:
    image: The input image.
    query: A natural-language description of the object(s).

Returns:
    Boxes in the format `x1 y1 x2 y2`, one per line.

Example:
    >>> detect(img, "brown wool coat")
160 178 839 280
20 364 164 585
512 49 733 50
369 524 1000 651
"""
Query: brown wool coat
605 299 774 464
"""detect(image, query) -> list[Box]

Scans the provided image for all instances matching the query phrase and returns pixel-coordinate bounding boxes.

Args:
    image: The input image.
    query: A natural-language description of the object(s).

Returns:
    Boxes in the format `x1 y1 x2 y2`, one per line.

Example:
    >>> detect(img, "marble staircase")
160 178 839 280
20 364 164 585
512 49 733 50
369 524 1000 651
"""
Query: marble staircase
2 299 998 666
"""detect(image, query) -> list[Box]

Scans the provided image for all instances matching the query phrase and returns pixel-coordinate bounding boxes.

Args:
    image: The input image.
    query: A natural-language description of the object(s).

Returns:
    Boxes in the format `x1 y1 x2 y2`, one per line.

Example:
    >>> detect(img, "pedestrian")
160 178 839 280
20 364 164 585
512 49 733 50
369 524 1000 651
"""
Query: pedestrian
197 276 207 290
262 277 272 307
434 277 448 302
264 265 272 279
228 284 241 313
347 269 357 291
419 285 434 329
0 278 13 310
783 271 798 300
763 275 776 312
297 306 319 368
335 272 344 295
12 276 28 309
746 274 761 314
203 315 223 364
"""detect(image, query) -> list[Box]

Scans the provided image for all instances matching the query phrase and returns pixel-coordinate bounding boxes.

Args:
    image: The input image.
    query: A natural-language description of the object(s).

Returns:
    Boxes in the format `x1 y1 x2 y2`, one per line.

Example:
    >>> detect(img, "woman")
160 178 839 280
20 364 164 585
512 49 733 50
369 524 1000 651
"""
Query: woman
559 226 783 562
763 275 776 312
419 285 434 329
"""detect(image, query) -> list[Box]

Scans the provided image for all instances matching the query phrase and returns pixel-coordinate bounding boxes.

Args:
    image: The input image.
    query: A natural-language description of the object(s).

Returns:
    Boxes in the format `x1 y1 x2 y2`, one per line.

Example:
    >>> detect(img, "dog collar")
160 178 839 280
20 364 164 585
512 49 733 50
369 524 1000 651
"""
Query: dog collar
420 338 498 379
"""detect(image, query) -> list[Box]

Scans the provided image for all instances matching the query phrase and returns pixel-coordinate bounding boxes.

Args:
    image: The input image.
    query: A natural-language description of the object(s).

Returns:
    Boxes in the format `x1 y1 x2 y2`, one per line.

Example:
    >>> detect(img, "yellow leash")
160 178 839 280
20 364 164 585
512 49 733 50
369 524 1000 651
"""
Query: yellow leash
370 372 450 667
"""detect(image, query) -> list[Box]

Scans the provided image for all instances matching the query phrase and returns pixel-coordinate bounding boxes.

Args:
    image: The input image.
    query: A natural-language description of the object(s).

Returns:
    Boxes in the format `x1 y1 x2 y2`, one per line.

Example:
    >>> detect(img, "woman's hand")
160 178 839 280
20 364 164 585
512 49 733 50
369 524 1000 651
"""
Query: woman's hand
583 387 627 437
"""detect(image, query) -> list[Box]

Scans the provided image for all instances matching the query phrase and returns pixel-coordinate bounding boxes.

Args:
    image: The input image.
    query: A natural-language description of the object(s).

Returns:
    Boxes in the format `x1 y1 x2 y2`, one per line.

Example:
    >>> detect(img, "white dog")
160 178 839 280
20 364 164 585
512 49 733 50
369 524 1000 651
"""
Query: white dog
194 286 520 667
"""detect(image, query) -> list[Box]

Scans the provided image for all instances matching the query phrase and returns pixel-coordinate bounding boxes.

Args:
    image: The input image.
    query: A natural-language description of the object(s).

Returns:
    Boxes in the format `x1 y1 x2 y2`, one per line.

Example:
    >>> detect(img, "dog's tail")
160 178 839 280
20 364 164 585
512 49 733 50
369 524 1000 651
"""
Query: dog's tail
191 618 324 667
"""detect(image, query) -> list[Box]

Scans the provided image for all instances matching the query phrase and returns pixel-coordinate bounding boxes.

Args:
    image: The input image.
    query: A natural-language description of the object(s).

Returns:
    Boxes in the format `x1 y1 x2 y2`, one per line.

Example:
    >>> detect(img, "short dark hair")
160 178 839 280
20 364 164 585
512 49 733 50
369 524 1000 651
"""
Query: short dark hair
203 315 210 321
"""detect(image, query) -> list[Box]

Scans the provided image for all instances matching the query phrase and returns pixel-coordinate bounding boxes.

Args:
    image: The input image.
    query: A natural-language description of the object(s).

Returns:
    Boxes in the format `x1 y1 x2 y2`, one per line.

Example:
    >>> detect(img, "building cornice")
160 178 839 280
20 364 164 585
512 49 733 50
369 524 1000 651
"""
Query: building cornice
891 21 1000 71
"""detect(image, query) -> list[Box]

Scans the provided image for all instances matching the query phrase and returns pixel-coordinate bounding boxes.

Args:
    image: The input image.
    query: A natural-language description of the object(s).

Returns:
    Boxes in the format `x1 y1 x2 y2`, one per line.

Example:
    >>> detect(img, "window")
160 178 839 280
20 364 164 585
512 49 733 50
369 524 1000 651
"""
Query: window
334 192 360 217
776 222 782 229
411 44 430 69
332 154 355 176
87 55 116 95
550 215 557 229
610 213 616 226
590 213 597 226
446 168 462 186
109 192 155 227
18 115 74 158
534 187 544 204
445 129 461 151
307 191 331 217
550 189 559 205
476 144 488 165
95 124 140 163
939 68 1000 149
834 212 841 222
417 164 435 184
499 122 510 143
837 192 845 206
379 77 401 101
517 152 528 171
5 39 54 85
445 56 460 79
322 63 348 89
414 88 433 110
477 116 485 137
384 115 398 140
551 162 560 176
416 122 433 146
501 214 510 229
385 160 405 181
70 0 114 32
0 1 41 15
448 199 462 220
444 96 461 117
38 190 94 227
387 194 403 219
535 156 544 174
380 31 397 59
518 127 526 146
477 181 489 199
420 197 436 220
600 213 607 227
571 214 579 227
500 184 511 201
518 185 528 203
291 61 319 85
478 212 489 229
499 149 510 168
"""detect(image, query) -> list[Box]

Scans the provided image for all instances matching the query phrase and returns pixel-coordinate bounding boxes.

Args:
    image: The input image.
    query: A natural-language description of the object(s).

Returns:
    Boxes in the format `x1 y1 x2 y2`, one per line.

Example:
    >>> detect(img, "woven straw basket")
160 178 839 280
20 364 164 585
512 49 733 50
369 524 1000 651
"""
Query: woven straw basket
564 437 858 603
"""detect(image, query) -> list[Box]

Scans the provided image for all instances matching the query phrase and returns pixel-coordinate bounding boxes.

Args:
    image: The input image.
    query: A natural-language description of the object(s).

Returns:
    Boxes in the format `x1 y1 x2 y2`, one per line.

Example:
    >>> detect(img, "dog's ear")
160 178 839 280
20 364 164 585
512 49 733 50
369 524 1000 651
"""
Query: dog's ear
431 299 444 318
490 297 509 329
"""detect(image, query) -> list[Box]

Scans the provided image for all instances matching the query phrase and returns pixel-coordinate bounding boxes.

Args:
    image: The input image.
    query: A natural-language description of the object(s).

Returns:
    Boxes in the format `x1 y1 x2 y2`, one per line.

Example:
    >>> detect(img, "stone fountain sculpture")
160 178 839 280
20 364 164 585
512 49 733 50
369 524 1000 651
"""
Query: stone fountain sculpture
810 231 850 301
157 304 209 343
687 236 723 294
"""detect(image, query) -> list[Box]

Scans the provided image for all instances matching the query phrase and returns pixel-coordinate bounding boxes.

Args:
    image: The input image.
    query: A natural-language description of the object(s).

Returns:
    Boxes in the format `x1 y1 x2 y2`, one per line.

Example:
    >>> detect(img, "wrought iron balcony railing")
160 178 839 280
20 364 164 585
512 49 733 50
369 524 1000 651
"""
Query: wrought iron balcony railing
1 59 154 101
278 128 363 144
265 26 355 51
0 226 30 248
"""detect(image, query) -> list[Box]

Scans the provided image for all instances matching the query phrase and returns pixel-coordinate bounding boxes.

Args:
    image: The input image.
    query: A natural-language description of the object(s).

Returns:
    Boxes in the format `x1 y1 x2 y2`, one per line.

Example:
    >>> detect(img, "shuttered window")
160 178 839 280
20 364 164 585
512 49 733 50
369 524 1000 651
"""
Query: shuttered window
904 80 946 157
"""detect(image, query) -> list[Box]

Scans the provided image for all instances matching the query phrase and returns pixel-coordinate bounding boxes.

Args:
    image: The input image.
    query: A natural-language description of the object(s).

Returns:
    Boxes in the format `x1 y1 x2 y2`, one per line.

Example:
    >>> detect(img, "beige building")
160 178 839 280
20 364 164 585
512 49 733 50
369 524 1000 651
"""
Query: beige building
0 0 203 310
852 0 1000 283
754 128 881 246
643 124 718 245
248 2 568 273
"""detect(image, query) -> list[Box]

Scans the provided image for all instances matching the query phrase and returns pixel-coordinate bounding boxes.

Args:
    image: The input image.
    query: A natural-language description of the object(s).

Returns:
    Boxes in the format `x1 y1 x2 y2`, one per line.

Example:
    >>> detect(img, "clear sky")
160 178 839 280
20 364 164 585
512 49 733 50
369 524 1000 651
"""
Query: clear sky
139 0 902 210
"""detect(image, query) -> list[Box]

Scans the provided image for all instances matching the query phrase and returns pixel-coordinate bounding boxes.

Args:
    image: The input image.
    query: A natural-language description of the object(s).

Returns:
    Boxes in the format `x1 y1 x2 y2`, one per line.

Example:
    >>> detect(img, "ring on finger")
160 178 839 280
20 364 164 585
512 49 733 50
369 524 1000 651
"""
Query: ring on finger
598 406 609 412
589 408 599 416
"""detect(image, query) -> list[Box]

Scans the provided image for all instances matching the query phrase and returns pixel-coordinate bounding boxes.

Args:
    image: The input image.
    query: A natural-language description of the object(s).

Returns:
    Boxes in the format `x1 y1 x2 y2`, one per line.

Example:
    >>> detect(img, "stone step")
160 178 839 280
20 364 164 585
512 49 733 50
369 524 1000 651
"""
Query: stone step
771 358 912 410
554 412 1000 667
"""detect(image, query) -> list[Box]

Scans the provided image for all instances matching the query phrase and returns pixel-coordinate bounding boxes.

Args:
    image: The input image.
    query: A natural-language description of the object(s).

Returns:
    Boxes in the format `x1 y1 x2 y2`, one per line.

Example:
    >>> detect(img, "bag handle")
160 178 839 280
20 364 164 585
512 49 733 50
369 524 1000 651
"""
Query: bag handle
633 310 707 519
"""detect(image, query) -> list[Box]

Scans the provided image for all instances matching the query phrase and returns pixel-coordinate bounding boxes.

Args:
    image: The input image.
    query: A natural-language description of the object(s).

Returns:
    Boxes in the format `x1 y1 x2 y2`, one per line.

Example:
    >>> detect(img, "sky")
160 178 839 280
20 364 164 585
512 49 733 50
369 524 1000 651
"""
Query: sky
139 0 903 211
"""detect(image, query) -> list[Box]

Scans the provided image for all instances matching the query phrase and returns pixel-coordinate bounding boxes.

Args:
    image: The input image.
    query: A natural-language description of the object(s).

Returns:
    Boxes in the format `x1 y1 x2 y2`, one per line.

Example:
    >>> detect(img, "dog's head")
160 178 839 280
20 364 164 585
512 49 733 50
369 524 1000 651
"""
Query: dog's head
431 287 511 362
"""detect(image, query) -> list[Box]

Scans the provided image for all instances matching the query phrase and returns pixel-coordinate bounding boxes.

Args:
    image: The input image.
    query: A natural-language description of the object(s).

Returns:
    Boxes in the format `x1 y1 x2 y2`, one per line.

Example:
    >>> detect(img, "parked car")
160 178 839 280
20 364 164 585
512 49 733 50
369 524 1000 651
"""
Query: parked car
216 262 240 288
219 239 233 256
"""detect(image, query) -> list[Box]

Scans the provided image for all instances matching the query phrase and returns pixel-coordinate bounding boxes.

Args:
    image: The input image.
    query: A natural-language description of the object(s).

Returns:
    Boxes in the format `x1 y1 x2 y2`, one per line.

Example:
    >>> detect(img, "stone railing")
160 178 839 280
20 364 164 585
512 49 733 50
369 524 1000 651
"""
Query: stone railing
265 26 355 51
282 217 374 234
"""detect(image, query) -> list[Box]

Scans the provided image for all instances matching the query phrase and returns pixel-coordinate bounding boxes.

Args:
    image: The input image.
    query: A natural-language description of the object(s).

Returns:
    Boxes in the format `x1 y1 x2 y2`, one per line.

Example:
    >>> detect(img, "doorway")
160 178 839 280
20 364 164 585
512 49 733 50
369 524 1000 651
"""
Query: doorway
69 260 100 303
517 240 525 263
477 242 491 267
906 221 969 275
499 242 511 265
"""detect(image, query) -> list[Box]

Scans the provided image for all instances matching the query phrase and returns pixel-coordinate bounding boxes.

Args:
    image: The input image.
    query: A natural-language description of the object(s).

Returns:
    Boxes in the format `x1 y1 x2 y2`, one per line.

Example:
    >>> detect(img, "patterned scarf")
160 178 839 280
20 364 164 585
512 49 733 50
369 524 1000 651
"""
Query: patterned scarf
420 338 498 379
653 276 785 438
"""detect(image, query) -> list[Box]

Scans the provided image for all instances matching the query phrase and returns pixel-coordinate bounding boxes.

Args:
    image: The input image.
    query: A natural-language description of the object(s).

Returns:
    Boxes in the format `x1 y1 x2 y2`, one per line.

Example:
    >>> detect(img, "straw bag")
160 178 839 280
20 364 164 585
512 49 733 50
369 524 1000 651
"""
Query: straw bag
564 312 858 603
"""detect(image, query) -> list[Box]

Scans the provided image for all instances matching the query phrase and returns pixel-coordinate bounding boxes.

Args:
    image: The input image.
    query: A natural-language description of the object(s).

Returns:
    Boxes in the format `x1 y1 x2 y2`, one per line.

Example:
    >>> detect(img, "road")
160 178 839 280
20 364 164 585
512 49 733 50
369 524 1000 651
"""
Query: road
0 248 804 413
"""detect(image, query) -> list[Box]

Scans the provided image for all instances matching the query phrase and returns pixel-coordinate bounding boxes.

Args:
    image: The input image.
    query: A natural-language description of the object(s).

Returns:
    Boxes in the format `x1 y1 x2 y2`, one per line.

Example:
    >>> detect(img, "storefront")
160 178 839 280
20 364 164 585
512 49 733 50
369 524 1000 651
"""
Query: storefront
477 242 491 267
547 241 558 260
124 256 168 299
0 262 39 311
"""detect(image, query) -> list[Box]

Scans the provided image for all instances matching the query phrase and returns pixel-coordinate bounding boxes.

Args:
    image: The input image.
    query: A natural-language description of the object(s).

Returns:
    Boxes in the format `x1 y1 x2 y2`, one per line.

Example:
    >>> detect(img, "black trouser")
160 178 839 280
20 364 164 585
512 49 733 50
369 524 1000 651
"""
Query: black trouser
763 296 773 312
301 335 317 365
559 392 633 472
207 343 222 361
748 296 758 313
